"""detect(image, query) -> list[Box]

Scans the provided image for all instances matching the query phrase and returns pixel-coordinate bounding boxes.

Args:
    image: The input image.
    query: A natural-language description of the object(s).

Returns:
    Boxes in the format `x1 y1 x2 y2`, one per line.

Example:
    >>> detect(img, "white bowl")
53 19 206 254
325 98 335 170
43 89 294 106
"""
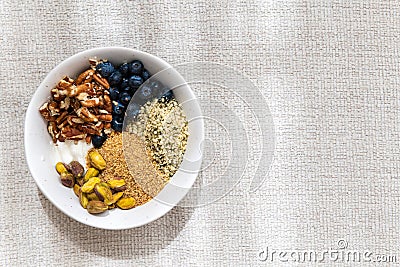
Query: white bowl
24 47 204 229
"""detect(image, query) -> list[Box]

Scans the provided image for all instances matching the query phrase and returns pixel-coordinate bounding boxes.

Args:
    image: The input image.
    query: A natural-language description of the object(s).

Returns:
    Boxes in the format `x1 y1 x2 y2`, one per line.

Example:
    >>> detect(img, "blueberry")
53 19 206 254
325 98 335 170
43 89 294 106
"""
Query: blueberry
109 87 120 101
115 115 124 123
96 62 115 78
138 84 152 99
119 63 130 76
120 92 131 105
111 118 123 132
128 75 144 89
108 71 122 86
121 86 131 92
128 87 137 96
112 102 125 115
162 89 174 101
92 133 107 148
120 77 129 88
142 69 151 80
130 60 143 75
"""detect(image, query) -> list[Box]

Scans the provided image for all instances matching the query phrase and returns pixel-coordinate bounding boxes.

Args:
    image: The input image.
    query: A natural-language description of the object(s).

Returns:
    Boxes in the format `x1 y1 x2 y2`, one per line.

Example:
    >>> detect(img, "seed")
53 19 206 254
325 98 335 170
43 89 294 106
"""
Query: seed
109 192 124 205
86 200 108 214
73 184 80 197
107 179 126 192
60 172 74 188
69 161 84 178
116 197 136 210
55 162 68 175
83 168 99 183
81 177 101 193
88 150 106 170
93 183 113 204
79 190 89 209
87 192 100 201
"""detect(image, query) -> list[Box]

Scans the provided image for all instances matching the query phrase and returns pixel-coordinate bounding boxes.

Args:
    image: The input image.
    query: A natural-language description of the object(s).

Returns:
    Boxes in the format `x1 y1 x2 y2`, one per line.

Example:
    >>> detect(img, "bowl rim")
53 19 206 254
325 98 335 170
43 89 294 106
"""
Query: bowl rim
24 47 204 229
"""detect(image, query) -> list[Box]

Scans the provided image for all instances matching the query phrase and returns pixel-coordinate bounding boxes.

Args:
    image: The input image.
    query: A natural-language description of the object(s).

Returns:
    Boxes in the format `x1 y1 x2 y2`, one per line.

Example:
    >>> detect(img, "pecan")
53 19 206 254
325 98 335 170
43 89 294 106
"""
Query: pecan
51 88 66 102
39 102 54 121
68 83 92 97
104 122 111 129
59 97 70 110
61 125 85 139
80 124 100 135
76 107 98 122
48 121 58 143
48 101 60 117
57 77 74 91
66 115 84 125
93 74 110 89
76 69 94 85
103 94 112 113
80 97 101 107
55 111 68 124
97 114 112 122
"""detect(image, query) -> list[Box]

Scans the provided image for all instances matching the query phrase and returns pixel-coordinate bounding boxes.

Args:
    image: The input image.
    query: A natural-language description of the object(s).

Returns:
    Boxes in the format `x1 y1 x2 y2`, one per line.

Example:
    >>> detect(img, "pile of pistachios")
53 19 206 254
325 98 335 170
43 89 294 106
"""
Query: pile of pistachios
55 150 136 214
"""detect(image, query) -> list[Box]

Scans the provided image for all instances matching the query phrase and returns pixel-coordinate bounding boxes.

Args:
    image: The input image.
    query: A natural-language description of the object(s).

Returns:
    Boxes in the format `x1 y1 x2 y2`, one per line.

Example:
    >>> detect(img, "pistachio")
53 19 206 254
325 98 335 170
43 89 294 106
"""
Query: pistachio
88 150 106 170
73 184 80 197
79 190 89 209
86 200 108 214
87 192 100 201
76 177 84 186
94 183 113 204
107 179 126 192
116 197 136 210
55 162 68 175
81 177 101 193
69 161 84 178
60 172 74 188
83 167 99 183
109 192 124 205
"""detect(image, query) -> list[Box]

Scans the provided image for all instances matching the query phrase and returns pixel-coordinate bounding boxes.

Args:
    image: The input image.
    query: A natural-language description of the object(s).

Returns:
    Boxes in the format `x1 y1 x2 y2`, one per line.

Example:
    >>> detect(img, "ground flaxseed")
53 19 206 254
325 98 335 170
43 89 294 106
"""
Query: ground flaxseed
94 131 166 206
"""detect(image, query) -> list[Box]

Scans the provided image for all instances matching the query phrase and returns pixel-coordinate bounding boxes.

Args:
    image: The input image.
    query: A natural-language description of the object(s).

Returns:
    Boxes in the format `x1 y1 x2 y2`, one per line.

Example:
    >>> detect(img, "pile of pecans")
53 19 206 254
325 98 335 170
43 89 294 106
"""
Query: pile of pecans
39 60 112 144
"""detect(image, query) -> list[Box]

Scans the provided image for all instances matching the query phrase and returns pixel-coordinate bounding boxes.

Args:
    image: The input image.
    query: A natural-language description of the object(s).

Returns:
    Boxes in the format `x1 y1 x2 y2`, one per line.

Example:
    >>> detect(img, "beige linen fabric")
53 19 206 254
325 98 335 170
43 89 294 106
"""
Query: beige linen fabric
1 0 400 266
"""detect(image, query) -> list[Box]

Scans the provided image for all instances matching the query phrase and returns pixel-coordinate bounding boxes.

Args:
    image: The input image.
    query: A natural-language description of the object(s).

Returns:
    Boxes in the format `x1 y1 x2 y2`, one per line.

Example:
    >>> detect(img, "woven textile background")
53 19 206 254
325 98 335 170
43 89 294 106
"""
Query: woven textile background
2 0 400 266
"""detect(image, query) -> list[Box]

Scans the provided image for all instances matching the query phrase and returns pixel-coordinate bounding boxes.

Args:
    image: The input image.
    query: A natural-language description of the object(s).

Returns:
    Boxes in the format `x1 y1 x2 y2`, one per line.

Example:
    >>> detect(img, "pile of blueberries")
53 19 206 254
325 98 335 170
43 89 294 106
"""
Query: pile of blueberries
91 59 173 148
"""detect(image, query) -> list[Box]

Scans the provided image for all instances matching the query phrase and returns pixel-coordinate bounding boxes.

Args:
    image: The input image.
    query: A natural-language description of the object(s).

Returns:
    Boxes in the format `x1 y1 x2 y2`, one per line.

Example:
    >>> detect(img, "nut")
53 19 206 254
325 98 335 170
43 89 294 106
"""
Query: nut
76 69 94 85
97 114 112 122
79 190 89 209
81 177 101 193
109 192 124 205
93 74 110 89
75 177 84 186
83 168 99 183
94 183 113 204
73 184 80 197
40 64 114 143
86 200 108 214
116 197 136 210
88 150 106 170
76 107 98 123
60 172 74 188
107 179 126 192
68 161 84 178
55 162 68 175
87 192 100 201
